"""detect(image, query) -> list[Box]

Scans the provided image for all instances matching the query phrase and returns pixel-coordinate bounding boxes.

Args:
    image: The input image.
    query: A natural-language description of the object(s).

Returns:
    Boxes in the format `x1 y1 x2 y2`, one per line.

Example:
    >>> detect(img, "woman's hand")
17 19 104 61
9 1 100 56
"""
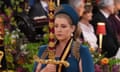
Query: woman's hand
41 64 56 72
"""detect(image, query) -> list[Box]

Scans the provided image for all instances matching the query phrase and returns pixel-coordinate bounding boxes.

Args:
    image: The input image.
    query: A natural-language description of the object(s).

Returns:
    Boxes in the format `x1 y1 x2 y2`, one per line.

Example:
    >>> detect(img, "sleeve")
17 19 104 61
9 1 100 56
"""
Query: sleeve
33 45 47 72
80 45 94 72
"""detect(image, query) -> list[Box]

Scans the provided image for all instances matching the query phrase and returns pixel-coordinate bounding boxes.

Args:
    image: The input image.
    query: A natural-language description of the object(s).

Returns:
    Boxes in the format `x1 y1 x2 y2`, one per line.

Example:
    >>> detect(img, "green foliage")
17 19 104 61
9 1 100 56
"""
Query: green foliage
4 29 41 71
1 0 25 27
2 0 50 71
21 42 41 72
22 63 34 72
4 25 49 71
109 58 120 66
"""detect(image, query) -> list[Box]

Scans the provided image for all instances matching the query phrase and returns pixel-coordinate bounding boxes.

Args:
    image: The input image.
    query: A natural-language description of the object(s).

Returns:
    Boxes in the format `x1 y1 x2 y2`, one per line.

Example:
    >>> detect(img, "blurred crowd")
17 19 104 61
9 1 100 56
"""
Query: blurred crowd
29 0 120 58
0 0 120 58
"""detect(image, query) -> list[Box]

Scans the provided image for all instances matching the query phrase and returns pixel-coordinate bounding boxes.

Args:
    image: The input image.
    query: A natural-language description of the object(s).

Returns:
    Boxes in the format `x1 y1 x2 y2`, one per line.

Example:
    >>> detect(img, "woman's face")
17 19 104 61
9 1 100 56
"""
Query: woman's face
54 17 74 41
82 12 93 21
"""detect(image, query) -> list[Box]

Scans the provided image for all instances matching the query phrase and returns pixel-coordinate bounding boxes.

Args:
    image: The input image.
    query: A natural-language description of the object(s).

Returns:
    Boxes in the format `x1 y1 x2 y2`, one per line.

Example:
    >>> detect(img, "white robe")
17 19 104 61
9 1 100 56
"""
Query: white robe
79 22 98 49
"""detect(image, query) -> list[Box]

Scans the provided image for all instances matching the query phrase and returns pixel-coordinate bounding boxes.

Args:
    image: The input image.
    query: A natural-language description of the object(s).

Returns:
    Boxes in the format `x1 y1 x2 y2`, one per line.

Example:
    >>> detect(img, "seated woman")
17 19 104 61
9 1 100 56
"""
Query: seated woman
79 4 98 49
33 4 94 72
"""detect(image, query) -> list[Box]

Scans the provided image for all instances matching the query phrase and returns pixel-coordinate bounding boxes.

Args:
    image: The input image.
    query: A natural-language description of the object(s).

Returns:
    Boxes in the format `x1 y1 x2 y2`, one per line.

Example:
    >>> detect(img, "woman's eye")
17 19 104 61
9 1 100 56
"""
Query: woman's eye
61 24 67 28
54 24 68 28
54 25 58 28
62 25 67 28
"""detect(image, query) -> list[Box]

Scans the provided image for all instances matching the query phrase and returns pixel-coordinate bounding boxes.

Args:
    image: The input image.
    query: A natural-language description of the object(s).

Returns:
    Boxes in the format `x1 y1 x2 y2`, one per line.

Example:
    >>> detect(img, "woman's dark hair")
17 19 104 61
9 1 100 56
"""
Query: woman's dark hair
83 3 93 14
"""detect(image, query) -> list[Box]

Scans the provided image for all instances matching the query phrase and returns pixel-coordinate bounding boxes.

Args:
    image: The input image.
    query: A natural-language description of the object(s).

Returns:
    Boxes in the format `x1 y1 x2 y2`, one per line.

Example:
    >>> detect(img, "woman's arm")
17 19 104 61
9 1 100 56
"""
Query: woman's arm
33 45 57 72
35 63 42 72
79 59 83 72
36 63 56 72
33 45 47 72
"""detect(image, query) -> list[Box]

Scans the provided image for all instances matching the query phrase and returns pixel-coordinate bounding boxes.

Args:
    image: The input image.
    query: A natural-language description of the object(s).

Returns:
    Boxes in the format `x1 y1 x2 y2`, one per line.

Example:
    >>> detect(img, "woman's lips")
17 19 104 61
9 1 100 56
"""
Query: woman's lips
56 34 62 36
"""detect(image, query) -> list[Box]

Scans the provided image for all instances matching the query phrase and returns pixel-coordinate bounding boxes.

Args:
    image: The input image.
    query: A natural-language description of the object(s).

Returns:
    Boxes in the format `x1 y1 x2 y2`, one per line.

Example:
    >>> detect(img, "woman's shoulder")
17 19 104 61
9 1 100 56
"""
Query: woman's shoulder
38 45 48 51
79 45 90 55
38 45 48 57
80 45 88 49
39 45 48 48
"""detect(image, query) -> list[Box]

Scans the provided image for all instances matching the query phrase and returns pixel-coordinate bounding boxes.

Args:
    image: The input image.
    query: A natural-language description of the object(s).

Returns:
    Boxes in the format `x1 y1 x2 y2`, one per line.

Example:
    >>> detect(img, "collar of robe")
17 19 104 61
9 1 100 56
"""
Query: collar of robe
57 37 73 72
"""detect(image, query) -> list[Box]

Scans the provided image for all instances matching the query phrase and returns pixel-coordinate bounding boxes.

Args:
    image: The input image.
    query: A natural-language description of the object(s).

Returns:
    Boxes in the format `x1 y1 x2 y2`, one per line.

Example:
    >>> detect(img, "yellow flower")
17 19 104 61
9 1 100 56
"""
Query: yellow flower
101 57 109 65
89 47 95 52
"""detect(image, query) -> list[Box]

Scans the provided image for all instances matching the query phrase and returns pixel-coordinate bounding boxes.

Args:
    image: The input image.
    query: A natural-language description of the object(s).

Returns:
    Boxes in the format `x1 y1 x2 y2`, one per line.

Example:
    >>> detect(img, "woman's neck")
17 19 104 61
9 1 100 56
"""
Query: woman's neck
55 37 71 57
58 37 71 49
80 19 89 26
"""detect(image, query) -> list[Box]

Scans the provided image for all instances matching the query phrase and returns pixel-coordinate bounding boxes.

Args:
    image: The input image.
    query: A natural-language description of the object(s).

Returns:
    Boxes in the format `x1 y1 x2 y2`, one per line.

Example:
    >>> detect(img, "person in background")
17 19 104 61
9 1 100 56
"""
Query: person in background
69 0 97 50
40 0 49 13
28 0 48 19
108 0 120 58
69 0 85 17
90 0 119 58
79 3 98 50
33 4 94 72
108 0 120 47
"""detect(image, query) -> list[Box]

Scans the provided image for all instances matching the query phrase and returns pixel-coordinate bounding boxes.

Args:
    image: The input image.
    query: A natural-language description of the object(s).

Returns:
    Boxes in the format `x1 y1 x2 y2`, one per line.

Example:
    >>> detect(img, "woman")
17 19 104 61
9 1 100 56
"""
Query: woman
79 4 98 49
33 4 94 72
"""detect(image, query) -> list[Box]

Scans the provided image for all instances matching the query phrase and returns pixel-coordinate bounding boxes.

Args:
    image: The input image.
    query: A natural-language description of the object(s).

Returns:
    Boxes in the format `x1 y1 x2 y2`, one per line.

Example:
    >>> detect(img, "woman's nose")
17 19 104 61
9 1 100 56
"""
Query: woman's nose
57 27 62 31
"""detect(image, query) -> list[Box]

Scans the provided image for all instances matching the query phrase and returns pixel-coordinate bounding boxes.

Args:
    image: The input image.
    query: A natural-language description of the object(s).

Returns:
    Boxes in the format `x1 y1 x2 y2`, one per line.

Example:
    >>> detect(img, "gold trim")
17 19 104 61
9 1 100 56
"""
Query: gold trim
48 50 55 59
49 22 54 29
49 32 55 39
0 51 4 68
49 12 54 19
48 42 55 48
58 38 73 72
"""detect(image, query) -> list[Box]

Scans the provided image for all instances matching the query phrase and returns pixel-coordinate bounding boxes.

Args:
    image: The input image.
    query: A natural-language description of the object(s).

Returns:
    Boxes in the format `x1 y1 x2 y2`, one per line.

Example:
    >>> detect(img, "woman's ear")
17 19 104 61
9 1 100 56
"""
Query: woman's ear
71 25 76 32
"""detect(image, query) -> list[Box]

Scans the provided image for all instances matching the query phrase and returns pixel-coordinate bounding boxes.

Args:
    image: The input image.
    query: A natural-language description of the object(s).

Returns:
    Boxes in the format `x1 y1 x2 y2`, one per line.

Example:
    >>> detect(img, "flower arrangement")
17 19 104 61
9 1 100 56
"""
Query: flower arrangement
89 47 120 72
82 41 120 72
3 26 49 72
94 57 120 72
0 0 49 71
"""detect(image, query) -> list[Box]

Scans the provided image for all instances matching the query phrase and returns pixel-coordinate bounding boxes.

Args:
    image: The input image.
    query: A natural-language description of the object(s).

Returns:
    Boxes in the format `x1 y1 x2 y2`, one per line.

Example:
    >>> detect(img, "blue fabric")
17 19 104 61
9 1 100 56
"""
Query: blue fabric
33 45 94 72
80 45 94 72
33 45 47 72
29 0 35 6
55 4 79 25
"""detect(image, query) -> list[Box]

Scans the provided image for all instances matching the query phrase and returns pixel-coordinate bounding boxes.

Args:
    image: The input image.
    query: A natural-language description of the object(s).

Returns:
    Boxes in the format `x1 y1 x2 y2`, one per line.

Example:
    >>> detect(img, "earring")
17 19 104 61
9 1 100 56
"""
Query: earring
71 33 73 37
